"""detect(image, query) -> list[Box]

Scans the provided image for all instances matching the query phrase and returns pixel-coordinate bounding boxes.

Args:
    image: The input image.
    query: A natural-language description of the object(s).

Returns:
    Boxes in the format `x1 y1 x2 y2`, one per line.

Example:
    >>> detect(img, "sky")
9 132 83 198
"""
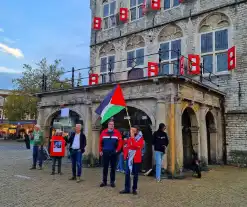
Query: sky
0 0 91 89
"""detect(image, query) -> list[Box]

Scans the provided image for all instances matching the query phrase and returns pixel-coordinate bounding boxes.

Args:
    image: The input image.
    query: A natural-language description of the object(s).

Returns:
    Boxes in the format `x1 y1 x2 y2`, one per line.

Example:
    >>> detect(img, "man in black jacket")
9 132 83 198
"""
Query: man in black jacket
68 124 87 183
152 123 169 182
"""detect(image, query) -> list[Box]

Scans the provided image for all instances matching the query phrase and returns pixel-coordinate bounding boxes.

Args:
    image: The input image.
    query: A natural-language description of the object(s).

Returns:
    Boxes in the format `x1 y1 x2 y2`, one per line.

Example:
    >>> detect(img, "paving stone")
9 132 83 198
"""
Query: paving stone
1 141 247 207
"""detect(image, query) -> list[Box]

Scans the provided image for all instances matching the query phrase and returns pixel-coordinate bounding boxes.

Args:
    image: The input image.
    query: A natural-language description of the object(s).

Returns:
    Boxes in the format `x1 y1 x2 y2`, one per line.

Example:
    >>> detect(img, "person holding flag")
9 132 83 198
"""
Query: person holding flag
119 126 144 195
95 84 126 188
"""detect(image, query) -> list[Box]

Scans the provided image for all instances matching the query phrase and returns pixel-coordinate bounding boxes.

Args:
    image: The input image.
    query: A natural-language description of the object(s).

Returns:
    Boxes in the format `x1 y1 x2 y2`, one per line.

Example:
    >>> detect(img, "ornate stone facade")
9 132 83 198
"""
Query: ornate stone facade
89 0 247 164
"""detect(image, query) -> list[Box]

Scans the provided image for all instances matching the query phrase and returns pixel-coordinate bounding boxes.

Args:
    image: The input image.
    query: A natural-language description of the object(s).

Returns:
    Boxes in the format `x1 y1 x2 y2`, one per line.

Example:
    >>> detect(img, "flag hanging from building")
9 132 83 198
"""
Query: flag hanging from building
95 84 126 124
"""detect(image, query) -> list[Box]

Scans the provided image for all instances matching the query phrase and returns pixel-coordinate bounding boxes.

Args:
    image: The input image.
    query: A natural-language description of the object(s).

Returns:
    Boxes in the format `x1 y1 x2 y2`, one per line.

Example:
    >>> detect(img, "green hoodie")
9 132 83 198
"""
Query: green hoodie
33 130 44 146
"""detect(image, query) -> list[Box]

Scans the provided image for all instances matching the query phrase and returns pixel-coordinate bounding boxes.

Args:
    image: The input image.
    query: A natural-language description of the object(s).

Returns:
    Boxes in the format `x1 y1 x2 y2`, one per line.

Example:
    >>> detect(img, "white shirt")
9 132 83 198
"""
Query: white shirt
71 133 80 149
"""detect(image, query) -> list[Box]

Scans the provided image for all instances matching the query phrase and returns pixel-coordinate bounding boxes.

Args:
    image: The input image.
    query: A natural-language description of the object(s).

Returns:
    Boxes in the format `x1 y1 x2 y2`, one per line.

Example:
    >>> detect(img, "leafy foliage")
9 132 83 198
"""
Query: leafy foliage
4 58 70 121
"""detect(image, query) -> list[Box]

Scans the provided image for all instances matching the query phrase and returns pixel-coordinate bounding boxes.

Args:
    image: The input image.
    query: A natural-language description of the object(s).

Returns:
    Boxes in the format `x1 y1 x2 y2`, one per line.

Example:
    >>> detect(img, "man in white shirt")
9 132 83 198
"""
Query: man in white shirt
68 124 87 183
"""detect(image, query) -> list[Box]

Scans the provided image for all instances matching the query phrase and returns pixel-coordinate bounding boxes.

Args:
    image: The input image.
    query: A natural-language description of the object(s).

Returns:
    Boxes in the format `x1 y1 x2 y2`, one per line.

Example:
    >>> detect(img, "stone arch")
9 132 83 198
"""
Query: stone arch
99 42 116 57
158 24 183 42
199 12 230 33
125 35 145 51
206 110 217 164
44 108 85 128
181 107 199 168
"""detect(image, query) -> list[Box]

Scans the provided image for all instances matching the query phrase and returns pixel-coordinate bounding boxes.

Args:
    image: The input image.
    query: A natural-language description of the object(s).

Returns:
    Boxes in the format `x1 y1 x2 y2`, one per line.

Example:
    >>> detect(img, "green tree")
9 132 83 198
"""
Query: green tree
4 58 71 121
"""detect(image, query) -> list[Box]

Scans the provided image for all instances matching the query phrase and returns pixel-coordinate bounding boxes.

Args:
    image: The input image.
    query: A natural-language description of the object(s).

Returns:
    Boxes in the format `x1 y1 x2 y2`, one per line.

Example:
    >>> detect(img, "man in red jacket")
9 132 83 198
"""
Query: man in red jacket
120 126 144 195
99 119 122 187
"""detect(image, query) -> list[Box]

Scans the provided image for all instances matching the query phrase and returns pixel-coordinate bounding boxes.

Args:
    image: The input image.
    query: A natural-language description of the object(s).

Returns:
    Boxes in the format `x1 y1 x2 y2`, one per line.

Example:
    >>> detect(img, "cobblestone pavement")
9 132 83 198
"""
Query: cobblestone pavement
1 141 247 207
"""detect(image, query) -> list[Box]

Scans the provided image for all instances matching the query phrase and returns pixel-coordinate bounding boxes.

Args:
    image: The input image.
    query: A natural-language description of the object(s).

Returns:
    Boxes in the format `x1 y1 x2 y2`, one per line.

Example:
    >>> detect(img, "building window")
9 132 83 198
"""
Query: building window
164 0 180 10
100 55 115 83
103 1 116 30
130 0 144 21
127 48 144 68
0 110 2 119
159 39 181 75
201 29 228 74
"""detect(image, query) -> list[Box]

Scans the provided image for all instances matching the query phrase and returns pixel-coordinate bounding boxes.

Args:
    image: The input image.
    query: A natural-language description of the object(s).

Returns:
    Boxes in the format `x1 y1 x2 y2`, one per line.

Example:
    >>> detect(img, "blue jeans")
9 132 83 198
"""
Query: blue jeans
71 150 82 177
125 159 140 192
155 151 164 180
117 152 124 171
32 145 43 167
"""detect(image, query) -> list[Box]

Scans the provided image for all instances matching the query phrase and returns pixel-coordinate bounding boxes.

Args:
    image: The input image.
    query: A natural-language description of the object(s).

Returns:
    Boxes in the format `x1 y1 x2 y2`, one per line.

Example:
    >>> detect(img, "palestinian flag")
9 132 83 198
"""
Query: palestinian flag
95 84 126 124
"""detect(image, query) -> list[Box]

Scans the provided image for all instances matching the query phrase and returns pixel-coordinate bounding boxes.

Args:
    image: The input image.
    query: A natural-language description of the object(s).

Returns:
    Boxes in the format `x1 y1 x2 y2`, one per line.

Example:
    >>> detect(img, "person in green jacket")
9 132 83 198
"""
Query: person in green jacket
30 124 44 170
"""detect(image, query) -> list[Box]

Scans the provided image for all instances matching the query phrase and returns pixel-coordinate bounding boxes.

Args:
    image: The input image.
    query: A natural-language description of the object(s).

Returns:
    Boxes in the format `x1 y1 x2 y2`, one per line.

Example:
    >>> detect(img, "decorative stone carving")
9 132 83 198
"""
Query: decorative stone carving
158 24 183 42
126 35 145 51
199 13 230 33
99 43 116 57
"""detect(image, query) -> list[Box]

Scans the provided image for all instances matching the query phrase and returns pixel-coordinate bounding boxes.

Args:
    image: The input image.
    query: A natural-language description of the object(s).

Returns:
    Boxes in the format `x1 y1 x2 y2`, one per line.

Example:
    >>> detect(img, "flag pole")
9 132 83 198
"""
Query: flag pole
125 107 131 129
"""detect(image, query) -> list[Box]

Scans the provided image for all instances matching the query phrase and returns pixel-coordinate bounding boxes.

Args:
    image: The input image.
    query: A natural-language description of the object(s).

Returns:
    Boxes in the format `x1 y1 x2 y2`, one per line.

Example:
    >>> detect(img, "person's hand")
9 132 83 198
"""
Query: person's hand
100 151 103 156
124 138 127 141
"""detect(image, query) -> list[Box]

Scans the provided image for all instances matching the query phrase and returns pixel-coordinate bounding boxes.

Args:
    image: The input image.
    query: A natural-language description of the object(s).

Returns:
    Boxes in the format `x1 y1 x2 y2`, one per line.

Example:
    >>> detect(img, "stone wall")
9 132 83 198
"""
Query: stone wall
89 0 247 162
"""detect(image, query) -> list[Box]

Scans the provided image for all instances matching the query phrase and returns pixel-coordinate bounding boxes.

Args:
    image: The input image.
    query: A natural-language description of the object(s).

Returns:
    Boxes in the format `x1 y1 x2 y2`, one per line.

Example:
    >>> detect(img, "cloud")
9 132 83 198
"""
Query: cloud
3 37 15 44
0 43 24 58
0 66 22 74
0 28 3 32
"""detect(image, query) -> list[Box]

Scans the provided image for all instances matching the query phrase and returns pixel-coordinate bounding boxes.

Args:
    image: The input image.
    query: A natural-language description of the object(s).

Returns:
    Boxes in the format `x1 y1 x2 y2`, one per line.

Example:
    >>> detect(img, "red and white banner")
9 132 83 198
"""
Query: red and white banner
151 0 161 10
179 56 185 75
92 17 102 30
148 62 159 77
119 8 128 22
89 73 99 85
188 54 201 75
228 46 236 71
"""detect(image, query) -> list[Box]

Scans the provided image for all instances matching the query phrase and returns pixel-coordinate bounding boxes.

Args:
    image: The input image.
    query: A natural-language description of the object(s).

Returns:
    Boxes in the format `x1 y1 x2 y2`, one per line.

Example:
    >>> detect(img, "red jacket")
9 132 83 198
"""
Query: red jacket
99 129 122 153
123 136 144 163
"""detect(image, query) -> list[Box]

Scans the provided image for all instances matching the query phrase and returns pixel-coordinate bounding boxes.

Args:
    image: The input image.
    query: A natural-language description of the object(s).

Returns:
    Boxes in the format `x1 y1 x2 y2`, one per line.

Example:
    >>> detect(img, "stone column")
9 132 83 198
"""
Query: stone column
92 127 100 159
174 100 183 172
199 106 208 164
155 100 168 169
84 106 93 155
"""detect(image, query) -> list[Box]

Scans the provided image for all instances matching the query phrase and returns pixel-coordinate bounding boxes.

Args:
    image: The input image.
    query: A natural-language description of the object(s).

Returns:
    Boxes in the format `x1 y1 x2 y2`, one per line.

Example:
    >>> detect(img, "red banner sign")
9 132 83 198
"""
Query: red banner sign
89 73 99 85
228 46 236 71
179 56 185 75
188 54 201 75
119 8 128 22
50 136 66 157
148 62 159 77
152 0 161 10
93 17 102 30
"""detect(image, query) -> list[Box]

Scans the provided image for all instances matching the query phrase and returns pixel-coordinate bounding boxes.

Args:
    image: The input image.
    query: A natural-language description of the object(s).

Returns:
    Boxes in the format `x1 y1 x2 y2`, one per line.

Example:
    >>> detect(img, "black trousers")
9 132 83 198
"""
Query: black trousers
125 161 140 192
52 157 62 173
102 151 117 184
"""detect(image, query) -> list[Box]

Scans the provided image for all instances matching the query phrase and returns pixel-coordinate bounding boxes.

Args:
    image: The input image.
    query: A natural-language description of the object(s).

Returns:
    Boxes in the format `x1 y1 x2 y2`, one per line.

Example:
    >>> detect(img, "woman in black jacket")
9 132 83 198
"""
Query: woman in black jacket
152 123 169 182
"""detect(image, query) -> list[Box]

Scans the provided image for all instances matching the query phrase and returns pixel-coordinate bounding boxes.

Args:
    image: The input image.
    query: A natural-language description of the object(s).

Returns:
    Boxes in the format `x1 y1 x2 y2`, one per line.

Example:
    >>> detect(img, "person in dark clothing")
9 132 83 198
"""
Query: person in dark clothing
99 120 122 188
152 123 169 182
68 124 87 183
24 132 30 149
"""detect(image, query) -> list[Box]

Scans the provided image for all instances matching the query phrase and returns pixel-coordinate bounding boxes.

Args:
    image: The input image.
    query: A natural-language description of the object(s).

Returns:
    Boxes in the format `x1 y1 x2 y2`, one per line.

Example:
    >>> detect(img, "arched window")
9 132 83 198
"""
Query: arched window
158 25 183 75
126 35 145 69
199 13 230 74
99 43 116 83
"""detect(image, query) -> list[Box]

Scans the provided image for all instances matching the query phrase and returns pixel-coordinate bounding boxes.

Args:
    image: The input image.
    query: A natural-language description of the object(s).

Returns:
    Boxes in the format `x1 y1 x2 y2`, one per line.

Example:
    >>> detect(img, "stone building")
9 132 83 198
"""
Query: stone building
36 0 247 172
